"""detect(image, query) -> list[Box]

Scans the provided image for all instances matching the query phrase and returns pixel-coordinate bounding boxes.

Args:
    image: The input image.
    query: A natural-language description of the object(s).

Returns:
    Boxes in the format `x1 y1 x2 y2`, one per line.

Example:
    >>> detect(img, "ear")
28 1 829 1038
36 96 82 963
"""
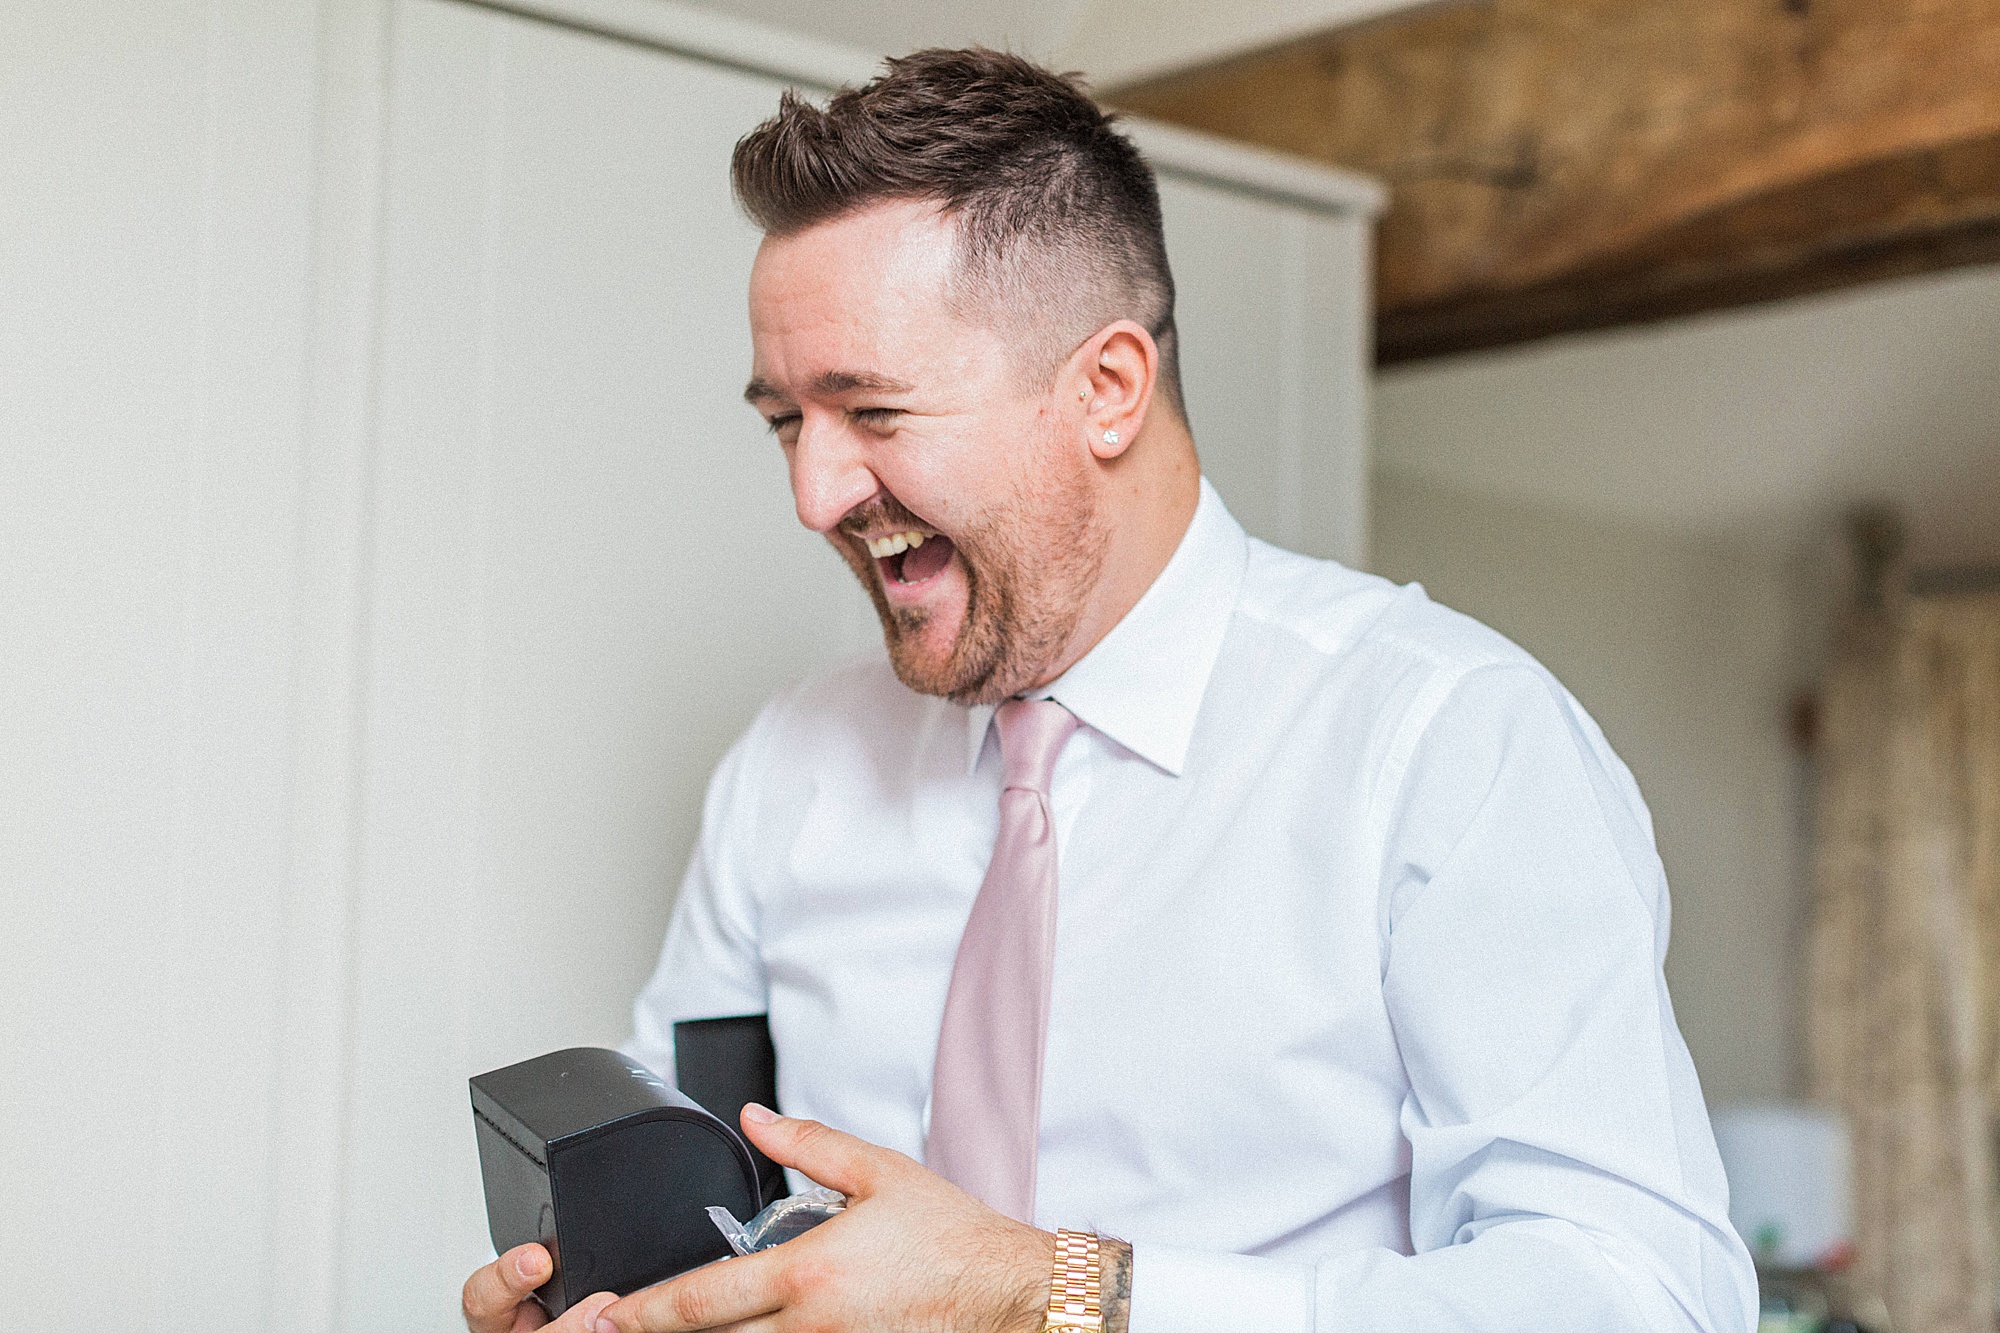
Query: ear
1069 320 1160 461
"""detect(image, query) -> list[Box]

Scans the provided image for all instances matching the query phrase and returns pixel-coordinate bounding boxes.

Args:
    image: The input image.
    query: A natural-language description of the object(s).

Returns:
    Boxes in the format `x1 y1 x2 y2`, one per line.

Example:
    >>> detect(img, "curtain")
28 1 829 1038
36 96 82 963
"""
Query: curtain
1810 588 2000 1333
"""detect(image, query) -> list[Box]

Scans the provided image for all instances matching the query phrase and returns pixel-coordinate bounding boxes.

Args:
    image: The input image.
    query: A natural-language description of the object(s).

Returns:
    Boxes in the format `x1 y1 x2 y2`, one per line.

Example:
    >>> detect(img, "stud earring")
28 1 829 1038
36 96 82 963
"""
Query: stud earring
1079 388 1089 402
1101 428 1119 446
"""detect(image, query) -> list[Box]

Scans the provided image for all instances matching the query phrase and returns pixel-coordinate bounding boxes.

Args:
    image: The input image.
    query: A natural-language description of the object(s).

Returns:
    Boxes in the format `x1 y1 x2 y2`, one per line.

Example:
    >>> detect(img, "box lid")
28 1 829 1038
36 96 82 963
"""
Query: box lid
471 1046 720 1150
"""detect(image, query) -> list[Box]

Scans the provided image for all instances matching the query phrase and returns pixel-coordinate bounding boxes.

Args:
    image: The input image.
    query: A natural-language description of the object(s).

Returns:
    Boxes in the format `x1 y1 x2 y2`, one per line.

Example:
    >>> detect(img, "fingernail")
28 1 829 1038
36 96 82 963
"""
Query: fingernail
582 1292 619 1333
515 1251 544 1281
742 1102 780 1124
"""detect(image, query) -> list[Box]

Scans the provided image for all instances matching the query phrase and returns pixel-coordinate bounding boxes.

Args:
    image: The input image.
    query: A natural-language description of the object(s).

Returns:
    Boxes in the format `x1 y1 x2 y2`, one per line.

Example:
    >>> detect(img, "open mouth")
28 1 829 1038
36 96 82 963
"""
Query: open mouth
864 528 956 586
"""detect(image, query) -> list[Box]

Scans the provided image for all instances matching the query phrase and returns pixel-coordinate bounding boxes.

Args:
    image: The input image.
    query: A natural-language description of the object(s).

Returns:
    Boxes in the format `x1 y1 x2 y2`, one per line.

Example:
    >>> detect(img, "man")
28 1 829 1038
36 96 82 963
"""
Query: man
463 49 1757 1333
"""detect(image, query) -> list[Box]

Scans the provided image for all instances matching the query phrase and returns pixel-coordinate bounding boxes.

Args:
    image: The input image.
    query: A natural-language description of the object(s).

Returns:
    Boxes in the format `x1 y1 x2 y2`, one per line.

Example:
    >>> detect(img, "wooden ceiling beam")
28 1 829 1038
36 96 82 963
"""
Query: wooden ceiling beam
1111 0 2000 362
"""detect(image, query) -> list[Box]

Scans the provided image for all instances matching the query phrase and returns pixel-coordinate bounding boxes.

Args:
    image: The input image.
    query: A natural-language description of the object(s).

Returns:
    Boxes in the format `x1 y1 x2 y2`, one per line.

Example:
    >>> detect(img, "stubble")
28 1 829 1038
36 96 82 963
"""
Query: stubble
830 444 1108 706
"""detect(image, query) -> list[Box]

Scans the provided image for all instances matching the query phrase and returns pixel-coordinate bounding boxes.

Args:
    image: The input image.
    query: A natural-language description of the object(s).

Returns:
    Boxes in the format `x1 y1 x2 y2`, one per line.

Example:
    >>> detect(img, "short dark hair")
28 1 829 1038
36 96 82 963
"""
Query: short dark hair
732 48 1183 416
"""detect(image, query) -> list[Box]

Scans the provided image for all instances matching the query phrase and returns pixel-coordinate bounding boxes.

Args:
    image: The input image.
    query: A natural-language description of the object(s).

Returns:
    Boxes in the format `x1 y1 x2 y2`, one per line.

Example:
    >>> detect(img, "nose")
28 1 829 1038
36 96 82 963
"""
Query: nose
787 414 880 534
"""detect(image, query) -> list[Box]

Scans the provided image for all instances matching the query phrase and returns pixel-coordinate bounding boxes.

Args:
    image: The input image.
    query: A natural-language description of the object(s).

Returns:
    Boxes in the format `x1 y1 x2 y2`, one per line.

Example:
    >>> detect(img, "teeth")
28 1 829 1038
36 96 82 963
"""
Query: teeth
865 529 931 559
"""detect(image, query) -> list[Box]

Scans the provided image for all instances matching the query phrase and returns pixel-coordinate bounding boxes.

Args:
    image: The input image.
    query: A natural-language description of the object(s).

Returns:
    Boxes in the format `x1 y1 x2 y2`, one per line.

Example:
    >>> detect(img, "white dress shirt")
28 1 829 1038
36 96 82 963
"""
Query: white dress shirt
626 479 1758 1333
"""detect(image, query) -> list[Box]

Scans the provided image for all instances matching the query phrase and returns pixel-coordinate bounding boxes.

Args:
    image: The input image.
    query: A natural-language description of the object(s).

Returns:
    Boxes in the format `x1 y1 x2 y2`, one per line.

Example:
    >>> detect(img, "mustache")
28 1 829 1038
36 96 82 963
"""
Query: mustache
836 493 931 537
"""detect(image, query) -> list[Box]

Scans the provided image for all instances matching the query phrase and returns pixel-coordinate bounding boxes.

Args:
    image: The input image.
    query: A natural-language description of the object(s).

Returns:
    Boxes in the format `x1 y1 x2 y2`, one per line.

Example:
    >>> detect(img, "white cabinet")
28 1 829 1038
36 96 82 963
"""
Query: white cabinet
338 7 881 1321
1156 169 1373 564
1 2 1378 1328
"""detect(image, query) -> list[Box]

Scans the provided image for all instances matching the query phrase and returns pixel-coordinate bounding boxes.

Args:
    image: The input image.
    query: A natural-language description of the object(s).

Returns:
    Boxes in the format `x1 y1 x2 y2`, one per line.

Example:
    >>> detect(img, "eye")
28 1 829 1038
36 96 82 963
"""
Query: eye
852 408 903 430
765 412 801 437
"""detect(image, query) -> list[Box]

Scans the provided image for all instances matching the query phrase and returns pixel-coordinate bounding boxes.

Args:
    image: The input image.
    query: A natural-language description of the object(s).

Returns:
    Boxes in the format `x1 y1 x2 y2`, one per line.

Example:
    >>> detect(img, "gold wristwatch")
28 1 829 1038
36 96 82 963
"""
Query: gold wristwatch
1042 1229 1104 1333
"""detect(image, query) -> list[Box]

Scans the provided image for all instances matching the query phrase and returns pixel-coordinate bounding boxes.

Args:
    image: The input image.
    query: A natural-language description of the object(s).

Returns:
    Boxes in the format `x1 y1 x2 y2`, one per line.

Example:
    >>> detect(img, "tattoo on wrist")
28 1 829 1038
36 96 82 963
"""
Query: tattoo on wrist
1098 1236 1133 1333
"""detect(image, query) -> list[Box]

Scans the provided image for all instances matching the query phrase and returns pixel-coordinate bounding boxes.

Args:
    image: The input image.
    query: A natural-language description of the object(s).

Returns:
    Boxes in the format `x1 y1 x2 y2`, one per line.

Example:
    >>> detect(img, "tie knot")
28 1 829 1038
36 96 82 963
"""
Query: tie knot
995 699 1078 795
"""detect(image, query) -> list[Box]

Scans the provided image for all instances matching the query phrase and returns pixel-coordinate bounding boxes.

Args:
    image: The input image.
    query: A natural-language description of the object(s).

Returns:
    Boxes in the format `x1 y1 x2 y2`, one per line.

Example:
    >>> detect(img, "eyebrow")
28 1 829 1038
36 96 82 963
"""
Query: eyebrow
743 370 917 405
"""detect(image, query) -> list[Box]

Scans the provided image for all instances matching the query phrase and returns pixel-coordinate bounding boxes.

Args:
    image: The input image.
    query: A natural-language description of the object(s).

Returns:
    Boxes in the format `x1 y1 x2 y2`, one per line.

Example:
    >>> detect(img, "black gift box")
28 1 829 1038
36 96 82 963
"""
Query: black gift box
672 1014 787 1205
470 1046 764 1318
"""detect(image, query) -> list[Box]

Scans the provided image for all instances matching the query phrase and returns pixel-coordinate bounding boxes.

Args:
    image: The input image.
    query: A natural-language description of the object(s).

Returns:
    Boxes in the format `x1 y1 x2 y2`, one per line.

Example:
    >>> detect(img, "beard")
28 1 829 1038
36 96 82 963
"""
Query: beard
828 447 1109 707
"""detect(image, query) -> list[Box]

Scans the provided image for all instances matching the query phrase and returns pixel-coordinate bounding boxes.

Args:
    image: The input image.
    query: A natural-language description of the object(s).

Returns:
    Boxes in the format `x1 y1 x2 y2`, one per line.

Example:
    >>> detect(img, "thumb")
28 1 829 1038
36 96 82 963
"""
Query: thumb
739 1103 895 1198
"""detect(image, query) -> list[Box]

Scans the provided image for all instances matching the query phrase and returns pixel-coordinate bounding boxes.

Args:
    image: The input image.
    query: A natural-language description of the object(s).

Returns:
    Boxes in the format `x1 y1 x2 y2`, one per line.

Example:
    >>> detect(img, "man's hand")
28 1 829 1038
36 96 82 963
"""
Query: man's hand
462 1242 620 1333
594 1104 1054 1333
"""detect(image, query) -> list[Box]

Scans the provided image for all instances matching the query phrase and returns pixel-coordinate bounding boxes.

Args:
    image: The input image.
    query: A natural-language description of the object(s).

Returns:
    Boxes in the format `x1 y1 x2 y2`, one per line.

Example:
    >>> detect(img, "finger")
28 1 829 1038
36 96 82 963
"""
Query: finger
604 1313 778 1333
676 1316 780 1333
544 1291 618 1333
597 1252 789 1333
738 1104 895 1197
463 1245 553 1333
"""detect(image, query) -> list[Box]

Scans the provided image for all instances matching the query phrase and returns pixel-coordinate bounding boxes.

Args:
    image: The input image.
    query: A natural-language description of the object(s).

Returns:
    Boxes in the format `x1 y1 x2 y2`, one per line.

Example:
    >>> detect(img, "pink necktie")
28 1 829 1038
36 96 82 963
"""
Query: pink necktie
925 699 1080 1223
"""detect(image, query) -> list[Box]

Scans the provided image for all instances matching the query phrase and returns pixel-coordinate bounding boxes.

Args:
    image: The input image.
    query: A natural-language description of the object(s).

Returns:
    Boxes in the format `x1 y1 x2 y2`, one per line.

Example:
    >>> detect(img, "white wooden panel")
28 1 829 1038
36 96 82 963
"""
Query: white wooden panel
340 3 878 1322
265 2 398 1328
1160 177 1293 546
0 1 321 1327
1160 178 1370 565
1292 210 1373 567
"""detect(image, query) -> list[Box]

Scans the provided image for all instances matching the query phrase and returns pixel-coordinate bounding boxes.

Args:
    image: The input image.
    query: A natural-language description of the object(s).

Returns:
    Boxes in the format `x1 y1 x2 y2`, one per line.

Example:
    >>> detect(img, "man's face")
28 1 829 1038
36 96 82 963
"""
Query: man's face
745 201 1107 705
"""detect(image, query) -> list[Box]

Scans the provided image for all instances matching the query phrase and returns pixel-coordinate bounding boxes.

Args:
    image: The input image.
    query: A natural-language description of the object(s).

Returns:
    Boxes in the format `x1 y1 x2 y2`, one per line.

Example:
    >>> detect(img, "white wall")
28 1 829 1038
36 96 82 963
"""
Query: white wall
1370 472 1825 1105
1375 262 2000 570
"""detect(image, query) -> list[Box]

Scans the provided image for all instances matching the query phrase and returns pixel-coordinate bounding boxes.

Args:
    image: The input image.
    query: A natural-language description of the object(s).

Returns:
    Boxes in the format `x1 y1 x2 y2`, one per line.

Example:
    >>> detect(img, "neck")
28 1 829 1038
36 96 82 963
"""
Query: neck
1029 418 1202 691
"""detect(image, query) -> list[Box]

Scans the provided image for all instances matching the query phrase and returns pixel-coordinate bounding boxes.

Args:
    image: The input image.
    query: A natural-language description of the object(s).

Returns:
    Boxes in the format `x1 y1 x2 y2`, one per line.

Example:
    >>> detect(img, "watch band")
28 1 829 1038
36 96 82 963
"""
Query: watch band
1043 1228 1104 1332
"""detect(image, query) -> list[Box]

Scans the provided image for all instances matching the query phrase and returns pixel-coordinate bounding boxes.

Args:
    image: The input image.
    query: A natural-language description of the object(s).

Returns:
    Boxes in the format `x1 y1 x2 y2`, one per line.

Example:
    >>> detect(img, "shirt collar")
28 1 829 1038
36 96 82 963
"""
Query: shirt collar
963 477 1248 778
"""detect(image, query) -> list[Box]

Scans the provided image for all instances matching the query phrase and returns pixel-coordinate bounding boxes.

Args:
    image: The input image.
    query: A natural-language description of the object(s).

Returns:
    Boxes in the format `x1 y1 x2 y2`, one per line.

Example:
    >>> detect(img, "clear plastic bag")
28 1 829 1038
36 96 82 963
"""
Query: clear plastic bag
707 1186 847 1257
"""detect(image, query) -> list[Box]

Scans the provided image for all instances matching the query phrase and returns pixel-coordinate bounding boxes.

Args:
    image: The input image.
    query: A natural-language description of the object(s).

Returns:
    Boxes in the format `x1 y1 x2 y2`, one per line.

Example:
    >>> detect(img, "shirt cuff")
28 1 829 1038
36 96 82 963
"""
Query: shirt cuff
1128 1242 1315 1333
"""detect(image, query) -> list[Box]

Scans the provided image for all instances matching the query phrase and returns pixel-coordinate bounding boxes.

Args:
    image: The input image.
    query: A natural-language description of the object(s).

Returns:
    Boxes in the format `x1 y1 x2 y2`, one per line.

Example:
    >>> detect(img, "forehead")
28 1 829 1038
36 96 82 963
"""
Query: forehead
747 201 979 384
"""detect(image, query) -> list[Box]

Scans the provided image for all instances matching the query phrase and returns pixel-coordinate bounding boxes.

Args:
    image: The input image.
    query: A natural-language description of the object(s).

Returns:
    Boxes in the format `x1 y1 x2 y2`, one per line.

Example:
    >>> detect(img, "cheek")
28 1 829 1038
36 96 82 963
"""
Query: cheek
866 442 968 528
897 419 1057 524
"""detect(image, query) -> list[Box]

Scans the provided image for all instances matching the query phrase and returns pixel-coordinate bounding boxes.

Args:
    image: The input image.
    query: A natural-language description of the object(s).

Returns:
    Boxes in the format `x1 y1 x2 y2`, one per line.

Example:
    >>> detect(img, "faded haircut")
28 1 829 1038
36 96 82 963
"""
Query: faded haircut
731 48 1184 419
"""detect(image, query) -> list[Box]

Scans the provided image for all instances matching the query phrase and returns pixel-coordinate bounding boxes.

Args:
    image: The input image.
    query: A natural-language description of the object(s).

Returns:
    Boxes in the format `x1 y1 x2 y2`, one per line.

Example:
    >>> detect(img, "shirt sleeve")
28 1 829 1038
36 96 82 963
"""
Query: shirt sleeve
622 712 773 1085
1131 663 1758 1333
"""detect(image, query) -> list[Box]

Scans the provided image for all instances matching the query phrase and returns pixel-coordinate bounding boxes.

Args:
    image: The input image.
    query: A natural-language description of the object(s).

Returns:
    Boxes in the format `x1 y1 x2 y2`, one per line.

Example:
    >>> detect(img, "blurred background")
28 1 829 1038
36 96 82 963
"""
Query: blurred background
3 2 1996 1331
